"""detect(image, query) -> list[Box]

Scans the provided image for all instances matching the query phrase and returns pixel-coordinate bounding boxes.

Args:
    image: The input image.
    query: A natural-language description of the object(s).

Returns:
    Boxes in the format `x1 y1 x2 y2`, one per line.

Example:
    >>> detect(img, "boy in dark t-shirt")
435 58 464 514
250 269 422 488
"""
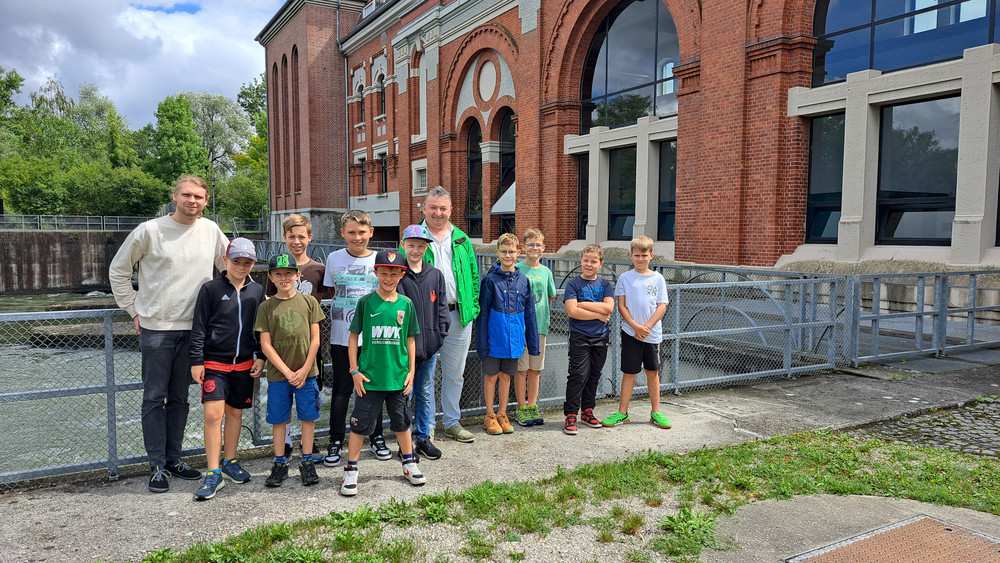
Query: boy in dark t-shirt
341 250 425 496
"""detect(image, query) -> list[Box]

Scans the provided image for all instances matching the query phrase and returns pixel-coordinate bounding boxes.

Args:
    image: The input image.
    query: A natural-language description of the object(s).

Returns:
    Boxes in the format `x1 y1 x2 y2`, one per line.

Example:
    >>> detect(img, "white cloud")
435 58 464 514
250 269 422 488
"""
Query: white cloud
0 0 281 128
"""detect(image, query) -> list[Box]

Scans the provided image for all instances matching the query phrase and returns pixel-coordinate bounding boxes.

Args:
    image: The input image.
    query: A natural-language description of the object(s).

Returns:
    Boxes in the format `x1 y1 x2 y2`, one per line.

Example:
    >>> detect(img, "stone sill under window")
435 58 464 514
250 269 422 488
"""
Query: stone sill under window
377 192 390 199
354 122 365 130
374 114 387 122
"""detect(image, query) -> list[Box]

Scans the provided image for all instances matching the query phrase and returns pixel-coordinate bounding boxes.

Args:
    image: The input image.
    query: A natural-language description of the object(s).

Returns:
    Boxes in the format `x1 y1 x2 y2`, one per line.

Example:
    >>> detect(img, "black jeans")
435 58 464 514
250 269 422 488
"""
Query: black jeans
564 331 609 416
139 329 193 468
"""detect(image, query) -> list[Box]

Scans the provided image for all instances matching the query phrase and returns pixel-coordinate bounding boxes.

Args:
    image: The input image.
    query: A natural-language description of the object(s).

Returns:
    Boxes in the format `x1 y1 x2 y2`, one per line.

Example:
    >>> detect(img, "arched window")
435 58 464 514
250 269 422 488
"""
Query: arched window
357 84 365 123
813 0 1000 86
581 0 679 131
377 74 386 116
466 120 483 238
496 111 516 234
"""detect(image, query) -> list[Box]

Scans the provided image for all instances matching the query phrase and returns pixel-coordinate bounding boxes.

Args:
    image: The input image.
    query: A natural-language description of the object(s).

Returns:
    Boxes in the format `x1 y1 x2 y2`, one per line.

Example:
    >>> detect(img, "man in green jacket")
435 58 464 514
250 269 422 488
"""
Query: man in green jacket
421 186 480 442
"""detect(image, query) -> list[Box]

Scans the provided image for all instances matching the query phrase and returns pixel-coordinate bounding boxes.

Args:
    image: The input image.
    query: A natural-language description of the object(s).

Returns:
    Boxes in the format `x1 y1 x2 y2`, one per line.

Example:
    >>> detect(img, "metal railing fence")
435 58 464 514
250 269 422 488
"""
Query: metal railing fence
0 215 268 234
4 268 1000 489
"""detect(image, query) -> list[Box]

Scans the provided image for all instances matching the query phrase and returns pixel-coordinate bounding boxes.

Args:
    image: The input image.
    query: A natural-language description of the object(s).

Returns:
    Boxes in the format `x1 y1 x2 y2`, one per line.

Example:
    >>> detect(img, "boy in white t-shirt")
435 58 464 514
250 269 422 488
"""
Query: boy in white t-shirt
602 236 673 430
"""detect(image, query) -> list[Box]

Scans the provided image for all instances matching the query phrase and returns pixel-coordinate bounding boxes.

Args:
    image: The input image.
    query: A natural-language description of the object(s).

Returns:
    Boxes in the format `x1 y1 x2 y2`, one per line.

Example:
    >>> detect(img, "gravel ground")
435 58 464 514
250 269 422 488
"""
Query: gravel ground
0 402 742 563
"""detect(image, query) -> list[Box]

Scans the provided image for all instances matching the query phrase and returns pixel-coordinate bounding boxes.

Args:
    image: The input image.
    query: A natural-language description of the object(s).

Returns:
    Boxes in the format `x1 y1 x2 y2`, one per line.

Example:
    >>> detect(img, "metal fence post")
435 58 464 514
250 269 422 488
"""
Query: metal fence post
847 275 860 366
670 285 681 394
783 280 793 377
104 313 120 481
828 280 838 368
934 273 948 356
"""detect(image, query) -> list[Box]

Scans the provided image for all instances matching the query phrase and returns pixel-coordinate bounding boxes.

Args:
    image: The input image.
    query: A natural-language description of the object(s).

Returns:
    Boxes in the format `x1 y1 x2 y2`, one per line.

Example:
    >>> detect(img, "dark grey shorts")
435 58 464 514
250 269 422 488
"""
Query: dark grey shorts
481 356 518 376
350 390 411 436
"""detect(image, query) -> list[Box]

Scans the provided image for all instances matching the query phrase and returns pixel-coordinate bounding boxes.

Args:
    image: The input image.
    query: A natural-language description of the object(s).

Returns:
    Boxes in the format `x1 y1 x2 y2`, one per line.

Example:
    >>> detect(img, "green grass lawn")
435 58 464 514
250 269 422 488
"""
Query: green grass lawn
139 430 1000 563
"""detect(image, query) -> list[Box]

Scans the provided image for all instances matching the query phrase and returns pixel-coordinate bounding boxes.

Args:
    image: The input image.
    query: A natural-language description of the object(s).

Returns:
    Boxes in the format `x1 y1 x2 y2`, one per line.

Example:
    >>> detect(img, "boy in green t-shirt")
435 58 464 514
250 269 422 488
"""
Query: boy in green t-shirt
341 250 425 496
255 254 326 488
514 228 556 427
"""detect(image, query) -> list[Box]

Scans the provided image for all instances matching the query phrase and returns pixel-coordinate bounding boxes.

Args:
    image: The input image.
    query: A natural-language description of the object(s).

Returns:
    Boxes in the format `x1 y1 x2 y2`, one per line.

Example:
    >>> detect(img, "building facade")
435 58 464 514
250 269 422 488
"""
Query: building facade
258 0 1000 267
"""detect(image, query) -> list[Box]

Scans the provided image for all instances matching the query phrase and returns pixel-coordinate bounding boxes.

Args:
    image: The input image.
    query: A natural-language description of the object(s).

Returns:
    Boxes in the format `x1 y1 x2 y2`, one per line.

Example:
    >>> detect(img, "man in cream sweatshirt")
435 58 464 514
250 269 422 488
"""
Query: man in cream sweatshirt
110 174 229 493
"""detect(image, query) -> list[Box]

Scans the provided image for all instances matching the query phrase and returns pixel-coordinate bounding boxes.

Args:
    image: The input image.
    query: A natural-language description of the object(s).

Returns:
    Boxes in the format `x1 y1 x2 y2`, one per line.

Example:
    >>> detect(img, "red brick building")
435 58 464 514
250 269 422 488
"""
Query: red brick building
258 0 1000 267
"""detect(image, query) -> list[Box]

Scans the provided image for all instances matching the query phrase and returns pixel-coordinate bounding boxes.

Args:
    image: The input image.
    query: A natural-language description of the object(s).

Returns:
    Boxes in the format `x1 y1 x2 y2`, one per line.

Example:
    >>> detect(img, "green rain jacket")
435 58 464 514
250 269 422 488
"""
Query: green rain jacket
421 222 480 327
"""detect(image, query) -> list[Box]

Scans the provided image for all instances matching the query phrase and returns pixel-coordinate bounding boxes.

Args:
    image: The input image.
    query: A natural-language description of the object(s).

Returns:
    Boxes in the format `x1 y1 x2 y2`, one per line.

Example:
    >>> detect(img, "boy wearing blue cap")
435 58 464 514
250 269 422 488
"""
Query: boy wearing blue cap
190 237 265 500
396 224 450 460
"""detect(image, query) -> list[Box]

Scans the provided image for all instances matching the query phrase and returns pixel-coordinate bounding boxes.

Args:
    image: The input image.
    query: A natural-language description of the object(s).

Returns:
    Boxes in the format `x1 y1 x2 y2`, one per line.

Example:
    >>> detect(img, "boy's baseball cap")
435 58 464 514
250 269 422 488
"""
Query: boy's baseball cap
268 253 298 271
401 224 433 243
226 237 257 261
374 250 407 270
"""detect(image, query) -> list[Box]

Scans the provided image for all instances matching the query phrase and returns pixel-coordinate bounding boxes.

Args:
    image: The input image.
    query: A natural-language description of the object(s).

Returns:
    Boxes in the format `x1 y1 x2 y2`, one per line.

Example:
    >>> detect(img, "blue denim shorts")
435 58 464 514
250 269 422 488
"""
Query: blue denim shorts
266 377 321 424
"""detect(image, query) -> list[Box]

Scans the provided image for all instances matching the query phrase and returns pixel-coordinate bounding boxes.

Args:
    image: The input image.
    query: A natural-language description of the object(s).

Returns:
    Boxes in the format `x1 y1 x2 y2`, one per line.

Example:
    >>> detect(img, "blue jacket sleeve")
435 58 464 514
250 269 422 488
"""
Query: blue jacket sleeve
523 279 540 356
189 283 212 366
476 277 492 358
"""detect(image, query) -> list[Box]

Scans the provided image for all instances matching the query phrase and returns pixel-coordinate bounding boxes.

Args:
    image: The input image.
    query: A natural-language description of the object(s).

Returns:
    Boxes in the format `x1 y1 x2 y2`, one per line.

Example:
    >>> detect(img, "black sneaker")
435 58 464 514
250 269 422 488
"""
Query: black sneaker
300 461 319 486
415 437 442 460
148 466 169 493
265 461 288 488
324 440 343 467
165 460 202 480
370 436 392 461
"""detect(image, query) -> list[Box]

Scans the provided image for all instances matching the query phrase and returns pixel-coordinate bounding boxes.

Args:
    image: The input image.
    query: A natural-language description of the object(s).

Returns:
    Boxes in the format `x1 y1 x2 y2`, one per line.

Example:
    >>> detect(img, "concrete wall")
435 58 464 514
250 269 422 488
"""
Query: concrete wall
0 231 129 294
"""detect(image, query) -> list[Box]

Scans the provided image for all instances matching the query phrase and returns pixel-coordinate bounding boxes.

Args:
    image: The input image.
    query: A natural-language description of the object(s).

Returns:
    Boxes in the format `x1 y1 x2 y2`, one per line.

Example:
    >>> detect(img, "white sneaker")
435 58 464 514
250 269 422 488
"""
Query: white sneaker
340 467 358 496
402 460 426 486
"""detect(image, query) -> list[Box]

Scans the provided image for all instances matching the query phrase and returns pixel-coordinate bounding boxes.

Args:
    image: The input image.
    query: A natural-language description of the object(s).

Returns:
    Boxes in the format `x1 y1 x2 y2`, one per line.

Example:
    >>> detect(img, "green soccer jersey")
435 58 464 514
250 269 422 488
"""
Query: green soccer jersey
254 292 326 383
516 262 556 335
349 291 419 391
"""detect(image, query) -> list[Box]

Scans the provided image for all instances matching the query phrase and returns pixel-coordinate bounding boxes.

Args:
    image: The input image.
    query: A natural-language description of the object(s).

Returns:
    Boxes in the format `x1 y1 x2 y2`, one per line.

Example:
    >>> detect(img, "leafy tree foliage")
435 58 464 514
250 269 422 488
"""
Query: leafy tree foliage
237 73 267 118
216 174 268 219
0 156 65 214
62 162 170 216
182 91 251 177
146 94 210 184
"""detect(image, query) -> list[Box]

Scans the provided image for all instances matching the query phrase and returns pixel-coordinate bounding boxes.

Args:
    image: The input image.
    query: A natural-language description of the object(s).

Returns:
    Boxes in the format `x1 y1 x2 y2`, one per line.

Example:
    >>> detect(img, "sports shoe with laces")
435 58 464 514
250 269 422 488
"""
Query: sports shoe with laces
497 412 515 433
148 466 169 493
340 466 359 496
484 413 503 435
300 461 319 486
563 414 578 435
601 411 630 427
165 460 201 480
650 411 673 429
514 405 533 427
402 460 426 486
264 461 288 488
324 440 343 467
194 471 226 500
445 424 475 443
528 404 544 425
220 460 251 483
396 448 420 462
370 436 392 461
415 437 442 460
580 408 603 428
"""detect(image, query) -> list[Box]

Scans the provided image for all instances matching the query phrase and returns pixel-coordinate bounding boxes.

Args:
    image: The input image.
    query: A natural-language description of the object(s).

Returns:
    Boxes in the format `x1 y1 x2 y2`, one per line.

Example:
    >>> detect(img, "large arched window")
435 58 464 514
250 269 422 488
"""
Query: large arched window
357 84 365 123
813 0 1000 86
466 120 483 238
377 74 386 116
496 111 516 235
581 0 679 131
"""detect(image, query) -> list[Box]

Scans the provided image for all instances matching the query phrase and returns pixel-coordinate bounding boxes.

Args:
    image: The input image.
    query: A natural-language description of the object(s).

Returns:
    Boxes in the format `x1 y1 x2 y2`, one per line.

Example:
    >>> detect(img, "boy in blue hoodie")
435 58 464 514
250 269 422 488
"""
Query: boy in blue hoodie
477 233 539 435
189 238 265 500
396 224 451 459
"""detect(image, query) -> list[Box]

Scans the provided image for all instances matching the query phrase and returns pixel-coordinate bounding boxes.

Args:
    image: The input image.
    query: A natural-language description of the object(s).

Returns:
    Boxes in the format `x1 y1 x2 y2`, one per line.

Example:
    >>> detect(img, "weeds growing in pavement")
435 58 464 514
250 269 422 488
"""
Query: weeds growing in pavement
142 431 1000 562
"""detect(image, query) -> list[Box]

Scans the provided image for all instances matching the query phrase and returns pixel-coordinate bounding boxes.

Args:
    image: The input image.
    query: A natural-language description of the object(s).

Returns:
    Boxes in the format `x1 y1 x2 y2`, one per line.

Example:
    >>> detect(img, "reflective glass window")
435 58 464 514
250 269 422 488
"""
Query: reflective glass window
608 147 637 240
876 96 959 244
467 121 483 238
578 154 589 240
658 140 676 241
806 114 845 243
581 0 679 132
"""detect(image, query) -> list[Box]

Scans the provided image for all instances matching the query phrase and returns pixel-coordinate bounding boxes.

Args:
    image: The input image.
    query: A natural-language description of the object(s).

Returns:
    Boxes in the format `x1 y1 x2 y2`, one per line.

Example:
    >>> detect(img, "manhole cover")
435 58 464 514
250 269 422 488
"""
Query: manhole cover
786 515 1000 562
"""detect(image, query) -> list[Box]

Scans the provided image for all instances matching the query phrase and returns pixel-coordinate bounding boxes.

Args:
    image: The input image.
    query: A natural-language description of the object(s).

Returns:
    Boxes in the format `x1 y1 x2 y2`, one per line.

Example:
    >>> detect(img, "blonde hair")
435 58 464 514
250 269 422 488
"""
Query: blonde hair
341 209 372 228
496 233 519 250
283 214 313 235
582 244 604 261
630 236 654 253
172 174 209 197
522 228 544 245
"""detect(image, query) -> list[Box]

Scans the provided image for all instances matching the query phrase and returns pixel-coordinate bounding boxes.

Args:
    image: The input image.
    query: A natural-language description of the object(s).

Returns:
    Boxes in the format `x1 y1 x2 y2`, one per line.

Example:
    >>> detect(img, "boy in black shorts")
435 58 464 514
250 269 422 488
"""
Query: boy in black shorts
342 250 426 496
190 238 265 500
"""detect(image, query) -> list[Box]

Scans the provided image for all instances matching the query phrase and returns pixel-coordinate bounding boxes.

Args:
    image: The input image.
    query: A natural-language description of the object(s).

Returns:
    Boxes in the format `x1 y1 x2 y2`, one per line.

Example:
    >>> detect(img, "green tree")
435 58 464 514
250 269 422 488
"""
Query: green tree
215 174 268 219
237 73 267 118
0 156 65 214
182 91 251 176
147 94 210 184
592 93 653 128
0 66 24 119
62 162 169 216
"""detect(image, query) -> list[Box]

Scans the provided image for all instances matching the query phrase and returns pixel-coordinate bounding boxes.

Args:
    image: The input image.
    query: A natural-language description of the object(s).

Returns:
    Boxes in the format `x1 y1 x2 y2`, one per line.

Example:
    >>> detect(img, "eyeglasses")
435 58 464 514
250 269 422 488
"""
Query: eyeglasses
498 250 518 255
525 243 544 249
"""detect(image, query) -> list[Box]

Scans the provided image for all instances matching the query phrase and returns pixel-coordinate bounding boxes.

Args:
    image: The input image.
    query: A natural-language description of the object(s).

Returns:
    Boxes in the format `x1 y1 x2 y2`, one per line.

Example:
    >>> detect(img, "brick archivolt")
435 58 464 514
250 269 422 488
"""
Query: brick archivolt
440 23 519 136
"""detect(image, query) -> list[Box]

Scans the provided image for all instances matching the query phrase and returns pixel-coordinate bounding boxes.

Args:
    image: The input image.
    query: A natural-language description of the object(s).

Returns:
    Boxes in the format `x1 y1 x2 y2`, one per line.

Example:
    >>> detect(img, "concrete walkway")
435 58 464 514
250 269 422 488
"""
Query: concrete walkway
2 356 999 562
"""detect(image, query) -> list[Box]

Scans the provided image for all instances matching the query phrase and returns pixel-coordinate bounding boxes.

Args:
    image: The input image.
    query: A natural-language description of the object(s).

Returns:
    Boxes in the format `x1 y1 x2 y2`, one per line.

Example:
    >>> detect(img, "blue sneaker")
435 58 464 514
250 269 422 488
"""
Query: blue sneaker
194 472 226 501
220 460 251 483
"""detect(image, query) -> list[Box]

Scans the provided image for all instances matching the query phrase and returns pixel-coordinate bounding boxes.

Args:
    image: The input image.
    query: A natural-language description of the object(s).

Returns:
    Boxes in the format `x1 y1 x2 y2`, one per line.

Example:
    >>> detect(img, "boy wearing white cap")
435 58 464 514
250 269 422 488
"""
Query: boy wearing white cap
189 238 265 500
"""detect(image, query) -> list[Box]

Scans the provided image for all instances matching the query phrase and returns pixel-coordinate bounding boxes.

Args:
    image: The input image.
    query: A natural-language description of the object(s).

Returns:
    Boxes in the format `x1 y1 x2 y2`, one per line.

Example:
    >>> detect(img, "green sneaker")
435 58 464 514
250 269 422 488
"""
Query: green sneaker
514 406 533 427
528 404 544 425
650 412 672 429
601 411 630 427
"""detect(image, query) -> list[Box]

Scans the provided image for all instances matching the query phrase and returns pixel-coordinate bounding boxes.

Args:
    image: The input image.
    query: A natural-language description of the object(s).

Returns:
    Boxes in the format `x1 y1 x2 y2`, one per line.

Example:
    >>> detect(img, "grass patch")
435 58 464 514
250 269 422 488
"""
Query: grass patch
142 431 1000 562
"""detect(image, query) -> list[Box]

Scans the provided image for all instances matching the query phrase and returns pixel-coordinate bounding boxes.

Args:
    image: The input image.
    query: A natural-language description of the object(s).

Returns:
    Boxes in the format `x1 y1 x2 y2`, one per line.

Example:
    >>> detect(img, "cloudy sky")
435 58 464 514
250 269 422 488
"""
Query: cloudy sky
0 0 284 128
